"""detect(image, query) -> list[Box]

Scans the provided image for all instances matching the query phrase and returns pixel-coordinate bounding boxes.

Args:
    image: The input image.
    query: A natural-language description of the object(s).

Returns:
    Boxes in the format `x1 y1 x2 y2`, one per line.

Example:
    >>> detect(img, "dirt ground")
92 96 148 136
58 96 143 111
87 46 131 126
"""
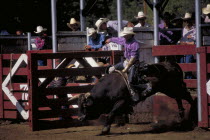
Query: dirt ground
0 120 210 140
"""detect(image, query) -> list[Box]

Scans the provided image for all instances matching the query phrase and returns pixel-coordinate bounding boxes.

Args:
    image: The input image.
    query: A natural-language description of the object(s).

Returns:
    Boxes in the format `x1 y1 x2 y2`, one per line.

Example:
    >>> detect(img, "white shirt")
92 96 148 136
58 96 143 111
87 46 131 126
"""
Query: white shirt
134 23 150 27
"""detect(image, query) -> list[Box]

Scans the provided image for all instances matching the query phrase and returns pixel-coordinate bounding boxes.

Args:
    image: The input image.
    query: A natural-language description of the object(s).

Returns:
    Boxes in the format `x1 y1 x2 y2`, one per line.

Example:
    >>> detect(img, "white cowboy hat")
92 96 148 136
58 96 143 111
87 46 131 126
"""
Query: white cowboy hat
135 11 146 19
202 4 210 14
119 27 135 37
182 13 192 20
95 18 109 30
67 18 80 29
87 28 97 36
34 26 47 34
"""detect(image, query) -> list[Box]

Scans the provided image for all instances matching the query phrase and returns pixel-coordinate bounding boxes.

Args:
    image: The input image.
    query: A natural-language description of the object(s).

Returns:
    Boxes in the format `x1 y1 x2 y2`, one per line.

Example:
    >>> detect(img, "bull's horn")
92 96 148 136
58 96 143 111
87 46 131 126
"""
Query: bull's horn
68 94 80 102
85 92 91 99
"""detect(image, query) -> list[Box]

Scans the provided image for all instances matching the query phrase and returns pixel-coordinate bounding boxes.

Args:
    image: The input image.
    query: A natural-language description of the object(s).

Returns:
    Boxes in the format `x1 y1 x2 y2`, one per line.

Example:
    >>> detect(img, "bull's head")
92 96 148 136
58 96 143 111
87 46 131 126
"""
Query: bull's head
68 92 99 121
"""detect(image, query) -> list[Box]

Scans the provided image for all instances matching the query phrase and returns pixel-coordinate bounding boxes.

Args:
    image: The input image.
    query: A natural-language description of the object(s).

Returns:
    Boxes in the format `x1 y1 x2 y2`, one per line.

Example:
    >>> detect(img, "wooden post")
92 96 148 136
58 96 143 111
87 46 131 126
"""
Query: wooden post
143 1 147 15
198 47 209 127
28 52 39 131
0 54 4 118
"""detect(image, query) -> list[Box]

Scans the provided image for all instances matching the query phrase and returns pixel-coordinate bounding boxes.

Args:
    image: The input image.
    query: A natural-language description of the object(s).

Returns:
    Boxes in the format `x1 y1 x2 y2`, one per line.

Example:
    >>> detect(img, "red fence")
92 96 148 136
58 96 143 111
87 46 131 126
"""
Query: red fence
152 45 209 127
0 53 29 120
2 45 210 129
27 50 123 131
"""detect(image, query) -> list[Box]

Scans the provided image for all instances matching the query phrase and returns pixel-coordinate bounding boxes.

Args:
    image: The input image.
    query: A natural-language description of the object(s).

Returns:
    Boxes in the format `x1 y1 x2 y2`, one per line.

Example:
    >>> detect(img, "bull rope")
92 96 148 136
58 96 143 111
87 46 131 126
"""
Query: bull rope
114 70 132 95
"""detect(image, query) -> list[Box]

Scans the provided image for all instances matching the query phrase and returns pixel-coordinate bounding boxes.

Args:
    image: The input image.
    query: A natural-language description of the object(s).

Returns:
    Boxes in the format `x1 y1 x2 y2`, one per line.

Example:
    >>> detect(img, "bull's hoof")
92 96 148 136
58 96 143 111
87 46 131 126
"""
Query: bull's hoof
101 126 111 135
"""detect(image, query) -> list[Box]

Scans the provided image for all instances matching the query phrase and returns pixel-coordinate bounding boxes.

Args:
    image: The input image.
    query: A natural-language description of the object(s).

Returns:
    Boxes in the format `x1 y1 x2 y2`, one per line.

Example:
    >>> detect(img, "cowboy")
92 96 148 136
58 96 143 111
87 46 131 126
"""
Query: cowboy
95 18 133 37
159 12 176 45
106 27 149 102
134 11 150 27
85 28 105 50
177 12 196 79
202 4 210 23
202 4 210 35
34 25 51 66
67 18 80 31
179 13 196 45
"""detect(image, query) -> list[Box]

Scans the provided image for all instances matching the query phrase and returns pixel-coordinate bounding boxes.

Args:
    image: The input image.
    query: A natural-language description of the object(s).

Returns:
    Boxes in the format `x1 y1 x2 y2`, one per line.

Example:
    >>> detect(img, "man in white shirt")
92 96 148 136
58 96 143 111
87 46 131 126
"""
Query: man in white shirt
95 18 133 37
134 11 150 27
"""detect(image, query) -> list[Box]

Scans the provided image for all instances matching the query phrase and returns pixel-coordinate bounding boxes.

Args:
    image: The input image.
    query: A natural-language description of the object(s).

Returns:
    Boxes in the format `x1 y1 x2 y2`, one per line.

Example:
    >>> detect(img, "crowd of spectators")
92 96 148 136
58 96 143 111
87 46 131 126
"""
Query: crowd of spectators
1 4 210 67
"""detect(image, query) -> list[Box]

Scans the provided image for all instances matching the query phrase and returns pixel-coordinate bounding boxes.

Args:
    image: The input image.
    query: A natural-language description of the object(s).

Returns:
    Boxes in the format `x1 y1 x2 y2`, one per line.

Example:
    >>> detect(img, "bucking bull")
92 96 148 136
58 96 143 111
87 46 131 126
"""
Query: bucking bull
68 61 194 135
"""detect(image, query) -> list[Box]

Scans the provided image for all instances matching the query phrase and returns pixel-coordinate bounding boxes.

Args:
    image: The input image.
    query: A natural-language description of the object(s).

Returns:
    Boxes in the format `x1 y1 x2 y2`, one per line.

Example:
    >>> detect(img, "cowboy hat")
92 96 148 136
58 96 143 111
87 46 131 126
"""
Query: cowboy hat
135 11 147 19
182 13 192 20
95 18 109 30
67 18 80 29
34 26 47 34
119 27 135 37
202 4 210 14
87 28 96 36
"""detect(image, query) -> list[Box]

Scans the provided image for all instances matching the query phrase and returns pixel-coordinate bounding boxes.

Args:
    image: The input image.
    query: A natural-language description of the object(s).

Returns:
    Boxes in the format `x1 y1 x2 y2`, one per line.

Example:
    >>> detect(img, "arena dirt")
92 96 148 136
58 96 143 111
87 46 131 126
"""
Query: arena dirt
0 120 209 140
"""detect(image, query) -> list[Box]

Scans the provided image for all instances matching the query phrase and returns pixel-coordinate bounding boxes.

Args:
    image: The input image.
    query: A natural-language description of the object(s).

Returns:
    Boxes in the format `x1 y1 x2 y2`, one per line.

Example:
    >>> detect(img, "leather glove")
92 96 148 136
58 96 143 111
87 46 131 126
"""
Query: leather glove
109 66 115 73
122 57 136 73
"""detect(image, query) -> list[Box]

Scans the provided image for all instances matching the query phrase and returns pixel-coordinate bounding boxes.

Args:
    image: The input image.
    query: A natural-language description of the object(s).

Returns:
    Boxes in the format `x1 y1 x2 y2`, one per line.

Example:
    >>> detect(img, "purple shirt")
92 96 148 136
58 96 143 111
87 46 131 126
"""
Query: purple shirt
110 37 140 60
35 37 45 50
159 22 175 45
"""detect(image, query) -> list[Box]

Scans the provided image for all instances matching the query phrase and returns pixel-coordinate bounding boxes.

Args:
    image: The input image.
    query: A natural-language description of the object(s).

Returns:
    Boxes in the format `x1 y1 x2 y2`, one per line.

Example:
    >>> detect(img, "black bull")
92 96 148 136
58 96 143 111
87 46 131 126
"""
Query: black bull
69 62 194 135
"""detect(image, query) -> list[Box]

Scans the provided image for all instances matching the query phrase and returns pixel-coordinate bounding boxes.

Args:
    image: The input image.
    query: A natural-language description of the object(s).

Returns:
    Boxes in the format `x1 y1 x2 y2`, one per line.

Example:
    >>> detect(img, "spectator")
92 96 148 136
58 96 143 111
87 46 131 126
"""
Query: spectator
67 18 80 31
171 17 183 44
159 12 176 45
179 13 196 45
95 18 133 37
202 4 210 35
85 28 105 50
0 25 10 35
16 29 25 35
203 4 210 23
34 25 51 66
159 12 177 62
85 28 108 65
178 12 196 79
134 11 150 27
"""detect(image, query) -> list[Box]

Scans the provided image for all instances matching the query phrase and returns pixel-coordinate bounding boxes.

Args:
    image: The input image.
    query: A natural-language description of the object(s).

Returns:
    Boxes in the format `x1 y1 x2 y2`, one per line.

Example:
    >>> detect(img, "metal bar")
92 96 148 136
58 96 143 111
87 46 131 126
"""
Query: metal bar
27 32 32 51
0 36 28 39
51 0 57 53
51 0 58 69
195 0 202 123
117 0 122 37
80 0 86 31
86 27 89 44
153 0 159 63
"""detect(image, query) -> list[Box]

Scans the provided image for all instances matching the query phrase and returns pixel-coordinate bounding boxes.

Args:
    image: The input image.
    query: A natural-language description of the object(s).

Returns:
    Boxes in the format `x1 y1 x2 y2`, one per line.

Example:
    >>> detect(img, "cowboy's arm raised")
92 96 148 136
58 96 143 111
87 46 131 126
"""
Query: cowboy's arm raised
105 37 125 45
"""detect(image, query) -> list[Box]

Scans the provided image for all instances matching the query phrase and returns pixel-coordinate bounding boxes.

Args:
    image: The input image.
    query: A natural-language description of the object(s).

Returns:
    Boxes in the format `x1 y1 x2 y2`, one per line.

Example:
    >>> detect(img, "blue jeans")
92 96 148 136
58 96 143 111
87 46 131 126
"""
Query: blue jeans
38 60 47 66
178 55 195 79
179 55 194 63
114 62 124 70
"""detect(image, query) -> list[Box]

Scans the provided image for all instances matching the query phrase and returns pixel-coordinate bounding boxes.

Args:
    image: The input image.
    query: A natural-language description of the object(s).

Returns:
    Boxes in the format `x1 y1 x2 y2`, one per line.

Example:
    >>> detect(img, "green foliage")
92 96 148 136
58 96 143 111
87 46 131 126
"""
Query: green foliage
57 0 207 30
164 0 195 17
